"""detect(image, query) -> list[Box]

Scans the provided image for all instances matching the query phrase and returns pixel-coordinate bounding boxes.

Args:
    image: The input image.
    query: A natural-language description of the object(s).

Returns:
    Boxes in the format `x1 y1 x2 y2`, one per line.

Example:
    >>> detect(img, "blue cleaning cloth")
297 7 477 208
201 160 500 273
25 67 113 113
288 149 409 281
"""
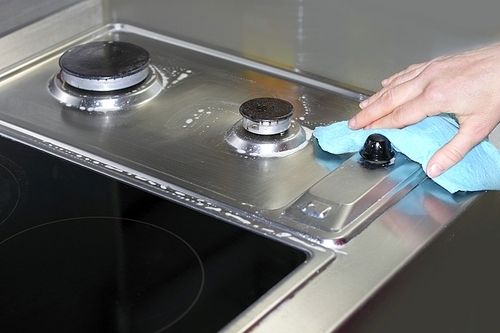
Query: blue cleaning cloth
313 115 500 193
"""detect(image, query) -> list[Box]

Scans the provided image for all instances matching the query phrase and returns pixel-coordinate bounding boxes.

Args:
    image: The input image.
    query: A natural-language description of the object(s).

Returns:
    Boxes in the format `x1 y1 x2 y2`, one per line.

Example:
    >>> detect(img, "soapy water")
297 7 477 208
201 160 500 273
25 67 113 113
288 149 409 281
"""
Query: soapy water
179 104 314 158
159 67 192 89
181 106 221 129
298 95 311 120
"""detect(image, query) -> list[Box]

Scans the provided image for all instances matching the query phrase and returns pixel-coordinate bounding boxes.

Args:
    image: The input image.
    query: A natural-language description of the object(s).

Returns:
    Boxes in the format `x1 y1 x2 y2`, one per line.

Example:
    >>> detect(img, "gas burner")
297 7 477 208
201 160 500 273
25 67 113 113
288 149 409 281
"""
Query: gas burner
226 97 310 157
60 41 150 91
48 41 163 112
239 98 294 135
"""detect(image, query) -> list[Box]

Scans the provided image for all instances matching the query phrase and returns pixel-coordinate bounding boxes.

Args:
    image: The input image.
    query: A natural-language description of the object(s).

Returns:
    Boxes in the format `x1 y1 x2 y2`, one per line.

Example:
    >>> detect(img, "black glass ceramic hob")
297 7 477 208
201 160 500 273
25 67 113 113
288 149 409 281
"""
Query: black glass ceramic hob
0 135 307 333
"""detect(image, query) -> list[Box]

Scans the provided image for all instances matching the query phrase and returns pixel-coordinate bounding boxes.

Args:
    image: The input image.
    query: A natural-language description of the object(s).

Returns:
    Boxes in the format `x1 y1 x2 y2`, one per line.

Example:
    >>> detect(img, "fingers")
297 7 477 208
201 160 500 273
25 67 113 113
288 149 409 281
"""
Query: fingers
426 126 482 178
351 62 433 130
349 79 424 130
364 93 432 129
381 61 428 87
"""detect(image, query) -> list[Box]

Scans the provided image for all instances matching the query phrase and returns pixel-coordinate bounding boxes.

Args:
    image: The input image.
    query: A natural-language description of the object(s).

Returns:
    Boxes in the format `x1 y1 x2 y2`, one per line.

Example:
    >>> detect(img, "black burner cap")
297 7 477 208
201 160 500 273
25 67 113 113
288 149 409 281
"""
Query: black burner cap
239 98 294 122
59 41 150 91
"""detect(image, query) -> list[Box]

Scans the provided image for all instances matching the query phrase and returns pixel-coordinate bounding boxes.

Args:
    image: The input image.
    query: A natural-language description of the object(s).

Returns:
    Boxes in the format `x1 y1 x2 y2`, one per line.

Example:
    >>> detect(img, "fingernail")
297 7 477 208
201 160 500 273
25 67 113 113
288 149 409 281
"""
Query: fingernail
348 118 356 129
381 79 389 86
427 163 445 178
359 100 368 108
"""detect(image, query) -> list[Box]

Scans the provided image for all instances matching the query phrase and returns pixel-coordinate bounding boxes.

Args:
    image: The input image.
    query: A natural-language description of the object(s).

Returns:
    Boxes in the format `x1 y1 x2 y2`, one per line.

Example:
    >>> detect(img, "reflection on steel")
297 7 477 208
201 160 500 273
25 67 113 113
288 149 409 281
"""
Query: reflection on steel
226 120 308 157
49 66 163 112
0 7 485 332
284 153 426 246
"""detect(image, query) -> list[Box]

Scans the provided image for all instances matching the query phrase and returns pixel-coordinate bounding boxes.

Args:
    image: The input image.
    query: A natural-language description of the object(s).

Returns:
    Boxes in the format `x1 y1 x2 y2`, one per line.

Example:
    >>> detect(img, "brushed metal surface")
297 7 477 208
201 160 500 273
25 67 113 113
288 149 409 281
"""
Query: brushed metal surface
0 24 361 212
107 0 500 92
252 180 477 333
284 152 426 245
0 1 496 332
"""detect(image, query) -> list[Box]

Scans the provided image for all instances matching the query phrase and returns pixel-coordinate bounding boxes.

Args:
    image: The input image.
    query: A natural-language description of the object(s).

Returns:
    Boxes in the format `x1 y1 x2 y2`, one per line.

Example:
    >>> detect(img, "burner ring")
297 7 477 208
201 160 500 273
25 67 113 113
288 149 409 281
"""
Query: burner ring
48 65 164 112
226 119 310 157
59 41 150 91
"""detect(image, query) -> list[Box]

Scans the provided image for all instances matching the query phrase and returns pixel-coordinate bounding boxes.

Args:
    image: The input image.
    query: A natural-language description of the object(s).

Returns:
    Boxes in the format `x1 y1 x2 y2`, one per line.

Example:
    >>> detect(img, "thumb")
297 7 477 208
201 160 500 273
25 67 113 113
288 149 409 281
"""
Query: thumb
426 130 480 178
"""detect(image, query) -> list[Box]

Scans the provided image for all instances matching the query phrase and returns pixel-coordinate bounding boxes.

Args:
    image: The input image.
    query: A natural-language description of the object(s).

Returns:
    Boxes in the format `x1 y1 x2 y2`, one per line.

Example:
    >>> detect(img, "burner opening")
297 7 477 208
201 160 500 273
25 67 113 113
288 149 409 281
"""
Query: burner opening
239 98 294 135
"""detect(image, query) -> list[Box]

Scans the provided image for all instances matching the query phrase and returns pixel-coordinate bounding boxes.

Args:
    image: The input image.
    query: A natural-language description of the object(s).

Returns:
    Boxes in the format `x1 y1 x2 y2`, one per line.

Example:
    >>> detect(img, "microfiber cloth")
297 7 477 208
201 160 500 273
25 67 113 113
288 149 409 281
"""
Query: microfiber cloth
313 115 500 193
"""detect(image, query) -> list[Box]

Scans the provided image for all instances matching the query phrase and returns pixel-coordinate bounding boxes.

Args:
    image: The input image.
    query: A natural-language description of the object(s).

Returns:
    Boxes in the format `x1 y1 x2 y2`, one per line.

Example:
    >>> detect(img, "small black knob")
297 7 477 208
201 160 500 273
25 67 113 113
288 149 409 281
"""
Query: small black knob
360 133 395 165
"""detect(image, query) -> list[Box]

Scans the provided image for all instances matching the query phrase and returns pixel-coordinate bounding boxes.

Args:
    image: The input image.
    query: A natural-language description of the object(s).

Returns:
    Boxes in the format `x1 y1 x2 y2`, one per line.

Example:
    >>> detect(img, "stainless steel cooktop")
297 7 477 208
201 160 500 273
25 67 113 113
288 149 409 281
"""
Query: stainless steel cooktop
0 23 427 247
0 3 489 332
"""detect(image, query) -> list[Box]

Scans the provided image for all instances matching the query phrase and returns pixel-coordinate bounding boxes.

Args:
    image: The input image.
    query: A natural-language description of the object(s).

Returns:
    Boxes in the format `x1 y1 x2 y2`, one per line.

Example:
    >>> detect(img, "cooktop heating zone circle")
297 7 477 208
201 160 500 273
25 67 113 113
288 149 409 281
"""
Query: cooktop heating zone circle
0 217 205 332
0 162 21 226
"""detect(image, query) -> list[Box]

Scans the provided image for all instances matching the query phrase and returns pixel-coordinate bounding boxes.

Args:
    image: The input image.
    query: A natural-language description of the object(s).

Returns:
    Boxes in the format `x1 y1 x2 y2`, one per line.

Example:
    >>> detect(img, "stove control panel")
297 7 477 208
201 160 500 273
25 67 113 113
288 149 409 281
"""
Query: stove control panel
283 150 426 247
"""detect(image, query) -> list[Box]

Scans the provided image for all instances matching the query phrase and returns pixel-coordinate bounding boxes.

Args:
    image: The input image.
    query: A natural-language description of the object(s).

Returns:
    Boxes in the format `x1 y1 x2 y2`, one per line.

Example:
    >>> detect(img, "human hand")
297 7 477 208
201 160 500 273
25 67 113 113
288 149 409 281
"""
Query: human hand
348 43 500 178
